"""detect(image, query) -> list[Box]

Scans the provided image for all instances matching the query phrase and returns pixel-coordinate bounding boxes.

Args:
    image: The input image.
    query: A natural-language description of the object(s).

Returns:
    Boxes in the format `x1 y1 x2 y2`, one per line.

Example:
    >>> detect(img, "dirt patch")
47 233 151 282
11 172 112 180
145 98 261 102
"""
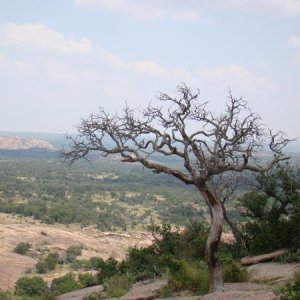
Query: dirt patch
0 213 154 291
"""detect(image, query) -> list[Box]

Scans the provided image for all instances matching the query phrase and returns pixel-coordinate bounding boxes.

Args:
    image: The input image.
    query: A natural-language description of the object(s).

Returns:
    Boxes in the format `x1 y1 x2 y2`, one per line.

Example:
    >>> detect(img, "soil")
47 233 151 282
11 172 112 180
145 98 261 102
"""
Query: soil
0 213 154 291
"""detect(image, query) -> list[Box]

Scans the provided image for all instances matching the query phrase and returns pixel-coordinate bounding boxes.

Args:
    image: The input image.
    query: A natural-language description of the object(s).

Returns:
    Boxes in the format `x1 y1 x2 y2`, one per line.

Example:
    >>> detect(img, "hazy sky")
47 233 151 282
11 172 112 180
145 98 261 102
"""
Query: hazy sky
0 0 299 138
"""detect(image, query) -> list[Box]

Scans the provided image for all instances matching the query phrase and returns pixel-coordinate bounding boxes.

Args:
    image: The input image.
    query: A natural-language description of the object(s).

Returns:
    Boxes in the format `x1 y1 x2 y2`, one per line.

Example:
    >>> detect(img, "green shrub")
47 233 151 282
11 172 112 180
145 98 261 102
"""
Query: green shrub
66 245 83 263
159 285 174 298
0 291 12 300
221 254 248 282
84 292 103 300
169 261 209 295
50 273 83 295
36 261 48 274
78 273 97 287
97 257 119 283
14 242 31 255
15 276 48 297
104 274 132 298
45 252 60 270
88 257 105 270
36 252 60 273
239 165 300 255
280 272 300 300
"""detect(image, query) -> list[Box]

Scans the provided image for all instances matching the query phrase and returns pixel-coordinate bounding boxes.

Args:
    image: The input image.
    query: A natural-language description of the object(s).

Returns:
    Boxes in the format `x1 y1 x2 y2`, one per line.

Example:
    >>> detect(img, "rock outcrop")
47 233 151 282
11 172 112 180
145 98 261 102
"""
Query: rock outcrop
121 279 168 300
56 285 104 300
0 136 56 150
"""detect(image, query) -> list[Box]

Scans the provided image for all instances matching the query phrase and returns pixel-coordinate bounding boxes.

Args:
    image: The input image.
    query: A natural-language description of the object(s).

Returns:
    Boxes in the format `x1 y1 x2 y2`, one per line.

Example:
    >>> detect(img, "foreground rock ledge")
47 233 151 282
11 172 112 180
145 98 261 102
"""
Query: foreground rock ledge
159 290 278 300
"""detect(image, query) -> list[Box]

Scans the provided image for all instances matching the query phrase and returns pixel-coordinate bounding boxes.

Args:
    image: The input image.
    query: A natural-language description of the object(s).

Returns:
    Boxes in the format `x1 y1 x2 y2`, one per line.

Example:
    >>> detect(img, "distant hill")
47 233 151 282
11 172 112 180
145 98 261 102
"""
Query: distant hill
0 131 66 148
0 136 56 151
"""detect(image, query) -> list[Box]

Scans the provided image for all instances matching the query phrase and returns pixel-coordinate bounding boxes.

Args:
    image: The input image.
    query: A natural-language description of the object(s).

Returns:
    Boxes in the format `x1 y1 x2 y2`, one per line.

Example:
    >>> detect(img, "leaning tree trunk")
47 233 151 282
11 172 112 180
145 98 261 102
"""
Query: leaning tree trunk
199 187 224 293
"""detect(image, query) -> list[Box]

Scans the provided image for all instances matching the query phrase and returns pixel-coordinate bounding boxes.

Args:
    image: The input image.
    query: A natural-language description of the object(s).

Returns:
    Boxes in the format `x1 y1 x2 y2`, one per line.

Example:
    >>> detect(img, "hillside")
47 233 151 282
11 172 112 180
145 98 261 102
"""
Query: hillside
0 213 154 291
0 136 56 151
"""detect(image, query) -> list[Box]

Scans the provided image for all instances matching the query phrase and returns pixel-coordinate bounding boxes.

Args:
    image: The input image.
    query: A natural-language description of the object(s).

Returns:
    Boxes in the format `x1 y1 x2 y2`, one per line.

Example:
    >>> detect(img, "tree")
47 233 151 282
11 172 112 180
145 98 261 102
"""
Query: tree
62 84 290 292
239 162 300 254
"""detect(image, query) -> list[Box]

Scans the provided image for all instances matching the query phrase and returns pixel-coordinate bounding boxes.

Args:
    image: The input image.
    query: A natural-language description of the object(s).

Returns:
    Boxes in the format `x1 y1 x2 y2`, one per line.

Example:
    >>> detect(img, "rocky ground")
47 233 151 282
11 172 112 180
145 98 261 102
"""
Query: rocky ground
55 261 300 300
0 213 154 291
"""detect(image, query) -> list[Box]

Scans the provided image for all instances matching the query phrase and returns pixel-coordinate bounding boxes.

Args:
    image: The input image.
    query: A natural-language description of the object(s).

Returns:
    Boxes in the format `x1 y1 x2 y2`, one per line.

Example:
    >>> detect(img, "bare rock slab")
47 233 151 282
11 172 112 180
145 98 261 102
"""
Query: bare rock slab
247 262 300 283
199 290 278 300
120 279 168 300
56 285 104 300
159 290 278 300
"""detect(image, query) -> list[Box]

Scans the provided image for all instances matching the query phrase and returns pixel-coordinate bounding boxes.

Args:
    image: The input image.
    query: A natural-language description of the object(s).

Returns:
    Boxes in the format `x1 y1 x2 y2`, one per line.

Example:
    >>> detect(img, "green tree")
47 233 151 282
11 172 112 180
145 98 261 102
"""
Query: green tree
240 163 300 254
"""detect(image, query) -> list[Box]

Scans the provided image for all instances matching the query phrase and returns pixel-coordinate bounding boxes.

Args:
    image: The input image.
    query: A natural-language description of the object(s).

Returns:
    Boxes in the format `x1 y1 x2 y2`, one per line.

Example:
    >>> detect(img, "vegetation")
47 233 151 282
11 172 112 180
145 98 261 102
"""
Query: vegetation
239 163 300 255
0 156 206 230
280 272 300 300
0 135 299 297
36 252 60 274
62 84 290 292
50 273 83 295
14 276 48 297
13 242 31 255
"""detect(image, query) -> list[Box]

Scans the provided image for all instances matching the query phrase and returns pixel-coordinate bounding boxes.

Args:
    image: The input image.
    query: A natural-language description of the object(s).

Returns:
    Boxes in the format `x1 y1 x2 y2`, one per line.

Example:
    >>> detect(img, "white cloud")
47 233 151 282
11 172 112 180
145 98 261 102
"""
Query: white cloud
75 0 201 21
196 64 270 90
288 34 300 48
0 23 92 54
74 0 300 20
223 0 300 17
0 53 36 76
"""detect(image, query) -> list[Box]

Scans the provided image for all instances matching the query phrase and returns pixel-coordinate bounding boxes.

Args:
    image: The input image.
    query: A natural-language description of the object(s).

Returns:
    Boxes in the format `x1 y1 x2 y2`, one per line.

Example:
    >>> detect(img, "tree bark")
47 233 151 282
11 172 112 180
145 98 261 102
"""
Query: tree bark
200 188 224 293
221 201 243 246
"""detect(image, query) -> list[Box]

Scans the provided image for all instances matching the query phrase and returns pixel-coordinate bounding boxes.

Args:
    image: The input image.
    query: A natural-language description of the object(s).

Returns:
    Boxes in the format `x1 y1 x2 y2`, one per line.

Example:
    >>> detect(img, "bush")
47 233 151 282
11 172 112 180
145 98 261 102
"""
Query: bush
36 252 60 273
221 254 248 282
109 287 127 298
88 257 105 270
104 274 132 298
15 276 48 297
36 261 48 274
66 245 83 263
96 257 119 283
50 273 83 295
14 242 31 255
239 164 300 255
280 271 300 300
78 273 97 287
0 292 12 300
45 252 60 270
169 261 209 295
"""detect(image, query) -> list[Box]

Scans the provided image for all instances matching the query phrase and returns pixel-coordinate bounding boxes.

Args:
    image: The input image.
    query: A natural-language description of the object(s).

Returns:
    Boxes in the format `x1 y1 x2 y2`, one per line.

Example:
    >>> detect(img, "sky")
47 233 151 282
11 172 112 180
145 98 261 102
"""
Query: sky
0 0 299 138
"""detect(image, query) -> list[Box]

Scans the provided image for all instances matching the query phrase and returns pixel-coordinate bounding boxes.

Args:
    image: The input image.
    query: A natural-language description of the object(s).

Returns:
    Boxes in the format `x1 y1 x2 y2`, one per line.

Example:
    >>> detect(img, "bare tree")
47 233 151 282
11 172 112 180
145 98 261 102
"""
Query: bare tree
62 84 291 292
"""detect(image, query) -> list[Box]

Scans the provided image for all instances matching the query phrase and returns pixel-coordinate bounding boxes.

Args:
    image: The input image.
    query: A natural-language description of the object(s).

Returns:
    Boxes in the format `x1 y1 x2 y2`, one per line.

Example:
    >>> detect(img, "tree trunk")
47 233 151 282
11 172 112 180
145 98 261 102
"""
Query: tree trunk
221 201 243 246
199 187 224 293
